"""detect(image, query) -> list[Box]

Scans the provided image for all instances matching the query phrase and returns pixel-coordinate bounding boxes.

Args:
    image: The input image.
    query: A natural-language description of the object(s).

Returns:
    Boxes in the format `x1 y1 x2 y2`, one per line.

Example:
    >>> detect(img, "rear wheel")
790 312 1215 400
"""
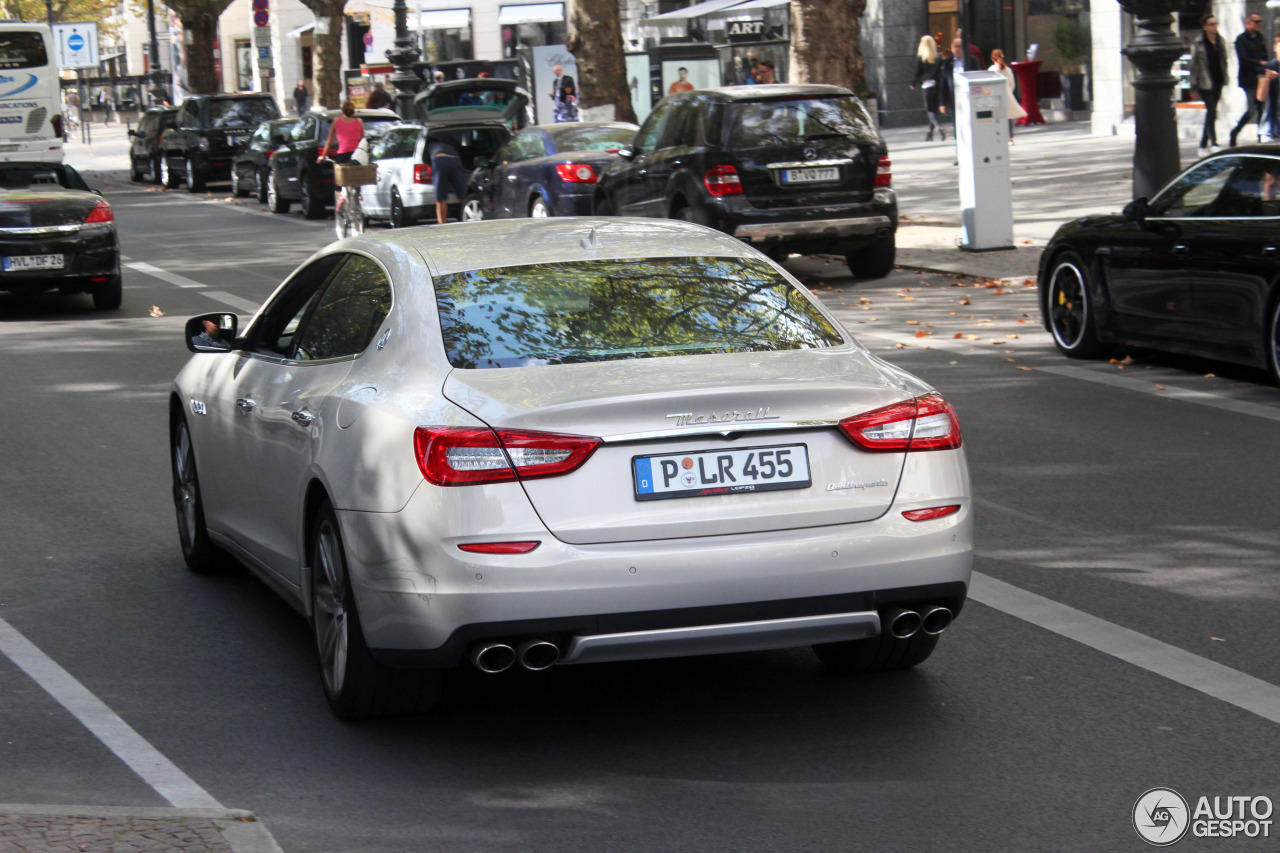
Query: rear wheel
530 195 550 218
310 502 442 719
171 415 229 574
230 166 248 198
390 189 415 228
300 175 326 219
130 157 145 183
268 173 291 214
91 275 122 310
813 631 938 674
185 157 205 193
846 234 896 279
1046 250 1108 359
461 195 485 221
255 169 269 203
1266 298 1280 386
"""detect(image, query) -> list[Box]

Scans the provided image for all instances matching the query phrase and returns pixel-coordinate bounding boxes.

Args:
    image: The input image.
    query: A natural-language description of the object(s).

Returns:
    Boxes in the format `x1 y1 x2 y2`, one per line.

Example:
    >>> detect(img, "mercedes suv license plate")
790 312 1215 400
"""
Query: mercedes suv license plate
4 254 64 271
782 167 838 184
633 444 811 501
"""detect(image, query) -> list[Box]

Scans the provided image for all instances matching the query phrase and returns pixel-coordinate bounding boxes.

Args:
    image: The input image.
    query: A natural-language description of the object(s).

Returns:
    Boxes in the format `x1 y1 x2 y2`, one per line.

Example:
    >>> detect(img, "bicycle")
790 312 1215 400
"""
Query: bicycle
328 159 377 240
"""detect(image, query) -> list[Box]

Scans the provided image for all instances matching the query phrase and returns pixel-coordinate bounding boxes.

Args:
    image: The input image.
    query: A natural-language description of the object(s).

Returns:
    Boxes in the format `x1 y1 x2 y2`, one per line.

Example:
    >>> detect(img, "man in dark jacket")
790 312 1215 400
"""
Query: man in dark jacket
1230 12 1273 146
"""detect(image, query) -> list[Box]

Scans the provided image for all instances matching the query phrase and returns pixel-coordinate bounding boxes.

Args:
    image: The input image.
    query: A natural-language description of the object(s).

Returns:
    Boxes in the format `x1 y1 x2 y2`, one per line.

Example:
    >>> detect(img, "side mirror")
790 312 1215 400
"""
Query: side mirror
127 129 137 137
1123 197 1149 222
186 312 239 353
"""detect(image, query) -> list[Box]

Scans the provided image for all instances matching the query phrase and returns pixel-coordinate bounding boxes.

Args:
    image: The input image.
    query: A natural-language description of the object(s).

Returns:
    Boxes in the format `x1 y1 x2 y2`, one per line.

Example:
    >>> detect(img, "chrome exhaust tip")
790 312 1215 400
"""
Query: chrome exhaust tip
921 606 953 636
470 642 516 674
885 608 922 640
516 639 560 671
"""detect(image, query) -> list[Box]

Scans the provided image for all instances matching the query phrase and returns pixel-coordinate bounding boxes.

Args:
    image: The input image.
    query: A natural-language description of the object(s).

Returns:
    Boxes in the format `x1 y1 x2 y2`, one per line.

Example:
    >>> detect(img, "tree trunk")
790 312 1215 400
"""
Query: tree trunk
566 0 636 123
790 0 866 91
178 11 220 94
299 0 348 109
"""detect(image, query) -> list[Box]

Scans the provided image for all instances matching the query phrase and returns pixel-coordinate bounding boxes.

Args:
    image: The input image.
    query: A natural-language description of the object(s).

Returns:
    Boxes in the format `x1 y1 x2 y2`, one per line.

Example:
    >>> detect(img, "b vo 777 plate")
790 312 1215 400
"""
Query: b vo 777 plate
781 167 839 184
633 444 811 501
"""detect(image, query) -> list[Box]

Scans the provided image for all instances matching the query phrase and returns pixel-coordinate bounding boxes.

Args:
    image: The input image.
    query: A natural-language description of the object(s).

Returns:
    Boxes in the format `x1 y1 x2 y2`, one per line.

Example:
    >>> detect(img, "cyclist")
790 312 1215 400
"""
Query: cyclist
317 100 364 166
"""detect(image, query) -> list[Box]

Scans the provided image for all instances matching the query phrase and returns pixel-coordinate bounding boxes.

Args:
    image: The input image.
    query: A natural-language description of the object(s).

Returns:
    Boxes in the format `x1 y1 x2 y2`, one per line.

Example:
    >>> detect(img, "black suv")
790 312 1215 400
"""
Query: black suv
594 84 897 278
266 108 400 219
231 117 300 202
160 94 280 192
128 106 178 184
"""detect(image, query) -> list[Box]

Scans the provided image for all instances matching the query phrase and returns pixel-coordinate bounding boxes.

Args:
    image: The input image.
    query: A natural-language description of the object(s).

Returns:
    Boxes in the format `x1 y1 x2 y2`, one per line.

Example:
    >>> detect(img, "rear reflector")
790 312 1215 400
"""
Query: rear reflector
414 163 432 184
902 505 960 522
458 541 541 554
704 164 743 196
414 426 601 486
874 155 892 187
555 163 597 183
838 392 961 452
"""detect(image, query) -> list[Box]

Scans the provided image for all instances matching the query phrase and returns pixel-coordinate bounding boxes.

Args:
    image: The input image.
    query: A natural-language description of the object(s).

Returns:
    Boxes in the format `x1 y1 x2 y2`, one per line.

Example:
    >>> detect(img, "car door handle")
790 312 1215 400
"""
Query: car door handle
1173 244 1190 254
235 398 255 412
1264 246 1278 255
291 410 315 426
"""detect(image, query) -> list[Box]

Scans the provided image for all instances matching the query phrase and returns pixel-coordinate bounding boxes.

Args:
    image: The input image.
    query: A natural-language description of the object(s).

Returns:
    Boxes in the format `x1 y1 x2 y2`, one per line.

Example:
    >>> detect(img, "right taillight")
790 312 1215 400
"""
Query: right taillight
874 155 891 187
838 392 961 452
414 426 601 486
414 163 433 184
703 164 743 196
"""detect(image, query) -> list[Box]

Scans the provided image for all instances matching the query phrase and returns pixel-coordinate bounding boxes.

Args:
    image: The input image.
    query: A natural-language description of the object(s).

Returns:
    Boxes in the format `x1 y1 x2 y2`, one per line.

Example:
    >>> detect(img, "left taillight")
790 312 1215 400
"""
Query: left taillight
555 162 597 183
704 164 743 196
838 392 961 453
83 201 113 225
874 155 892 188
413 426 601 486
414 163 433 184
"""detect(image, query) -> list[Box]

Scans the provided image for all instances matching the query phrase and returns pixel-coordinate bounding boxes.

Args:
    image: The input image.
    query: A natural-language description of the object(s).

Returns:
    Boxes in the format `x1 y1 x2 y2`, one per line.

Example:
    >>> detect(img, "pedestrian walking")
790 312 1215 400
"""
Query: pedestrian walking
97 88 112 125
911 35 945 141
1259 35 1280 141
989 49 1027 140
1190 14 1228 150
1229 11 1272 147
552 75 578 123
756 58 777 84
365 82 392 110
293 80 308 116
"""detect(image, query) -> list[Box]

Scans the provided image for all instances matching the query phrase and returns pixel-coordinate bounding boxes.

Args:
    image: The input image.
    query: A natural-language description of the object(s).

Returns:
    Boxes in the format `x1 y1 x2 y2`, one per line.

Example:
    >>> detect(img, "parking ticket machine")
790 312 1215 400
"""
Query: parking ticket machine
954 69 1013 251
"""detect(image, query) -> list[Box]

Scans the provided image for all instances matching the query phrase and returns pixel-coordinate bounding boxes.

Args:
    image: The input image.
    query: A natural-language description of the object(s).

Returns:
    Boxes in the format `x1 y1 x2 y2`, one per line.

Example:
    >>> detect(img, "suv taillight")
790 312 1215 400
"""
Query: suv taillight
414 163 433 184
83 201 113 225
703 164 743 196
874 155 892 188
838 392 961 452
51 114 63 137
555 163 597 183
414 426 601 486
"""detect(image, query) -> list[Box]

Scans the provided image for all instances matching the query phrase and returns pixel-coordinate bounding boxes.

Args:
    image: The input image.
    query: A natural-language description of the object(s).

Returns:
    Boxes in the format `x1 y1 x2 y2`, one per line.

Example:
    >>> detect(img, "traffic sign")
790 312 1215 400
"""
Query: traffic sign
253 27 271 47
253 10 269 27
251 0 268 9
51 22 99 69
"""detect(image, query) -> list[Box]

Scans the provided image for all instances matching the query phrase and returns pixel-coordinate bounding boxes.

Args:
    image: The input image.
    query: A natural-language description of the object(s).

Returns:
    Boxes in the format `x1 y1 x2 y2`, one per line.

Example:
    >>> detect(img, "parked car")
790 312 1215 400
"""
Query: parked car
128 106 178 184
160 93 281 192
230 117 299 203
593 85 898 278
0 162 120 309
170 217 972 720
461 121 639 221
1040 146 1280 384
356 80 530 228
267 108 400 219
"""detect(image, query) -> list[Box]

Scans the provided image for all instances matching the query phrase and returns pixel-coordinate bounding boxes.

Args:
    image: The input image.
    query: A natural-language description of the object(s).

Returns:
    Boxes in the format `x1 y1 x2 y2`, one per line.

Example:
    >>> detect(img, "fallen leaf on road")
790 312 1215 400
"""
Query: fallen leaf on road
966 334 980 341
959 297 971 305
990 340 1007 345
914 330 930 338
906 320 920 325
1005 358 1017 362
1016 366 1034 371
1211 637 1226 642
1008 334 1020 339
1204 373 1216 378
859 297 872 304
1021 239 1033 245
949 361 959 365
953 332 963 339
1156 385 1167 390
148 305 165 317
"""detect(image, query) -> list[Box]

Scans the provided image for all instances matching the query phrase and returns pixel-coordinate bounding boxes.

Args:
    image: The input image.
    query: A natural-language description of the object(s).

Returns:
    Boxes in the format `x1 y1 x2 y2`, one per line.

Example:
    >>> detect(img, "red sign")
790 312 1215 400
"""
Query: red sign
251 0 268 9
253 10 269 26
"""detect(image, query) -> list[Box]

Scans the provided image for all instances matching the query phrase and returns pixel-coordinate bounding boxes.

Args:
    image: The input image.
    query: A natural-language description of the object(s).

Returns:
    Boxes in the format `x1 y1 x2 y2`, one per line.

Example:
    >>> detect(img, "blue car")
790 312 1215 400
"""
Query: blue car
461 121 638 220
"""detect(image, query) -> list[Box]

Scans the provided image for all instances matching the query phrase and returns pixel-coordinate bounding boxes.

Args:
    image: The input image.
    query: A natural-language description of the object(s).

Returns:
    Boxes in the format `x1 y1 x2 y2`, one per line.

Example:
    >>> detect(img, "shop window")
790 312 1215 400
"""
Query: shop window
418 8 473 62
499 3 567 59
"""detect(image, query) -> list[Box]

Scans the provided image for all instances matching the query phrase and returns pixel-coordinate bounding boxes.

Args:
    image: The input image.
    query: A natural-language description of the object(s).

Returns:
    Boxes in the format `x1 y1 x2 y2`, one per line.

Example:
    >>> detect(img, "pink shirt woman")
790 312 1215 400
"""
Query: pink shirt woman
319 101 364 162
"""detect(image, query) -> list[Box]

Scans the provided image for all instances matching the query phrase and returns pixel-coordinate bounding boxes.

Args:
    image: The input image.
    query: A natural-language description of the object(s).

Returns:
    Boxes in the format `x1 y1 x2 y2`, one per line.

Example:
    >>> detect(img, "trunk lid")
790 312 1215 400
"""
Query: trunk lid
443 349 912 544
0 189 99 229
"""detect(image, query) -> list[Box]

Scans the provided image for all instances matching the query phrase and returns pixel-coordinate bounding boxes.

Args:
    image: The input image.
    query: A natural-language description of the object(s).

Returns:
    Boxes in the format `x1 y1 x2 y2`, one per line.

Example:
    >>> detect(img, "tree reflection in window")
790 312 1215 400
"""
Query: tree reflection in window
294 255 392 361
435 256 844 369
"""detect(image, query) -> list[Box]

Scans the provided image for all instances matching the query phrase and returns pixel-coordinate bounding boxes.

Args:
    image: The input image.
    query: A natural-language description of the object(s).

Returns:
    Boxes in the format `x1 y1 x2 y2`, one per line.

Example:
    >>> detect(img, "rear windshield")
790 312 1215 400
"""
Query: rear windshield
724 96 876 147
0 32 48 69
548 124 635 152
207 98 280 128
421 86 519 119
434 256 843 369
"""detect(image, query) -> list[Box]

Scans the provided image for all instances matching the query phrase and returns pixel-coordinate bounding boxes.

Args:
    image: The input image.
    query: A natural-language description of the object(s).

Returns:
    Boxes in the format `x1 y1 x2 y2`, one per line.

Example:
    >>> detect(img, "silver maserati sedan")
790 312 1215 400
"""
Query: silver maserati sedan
171 218 972 719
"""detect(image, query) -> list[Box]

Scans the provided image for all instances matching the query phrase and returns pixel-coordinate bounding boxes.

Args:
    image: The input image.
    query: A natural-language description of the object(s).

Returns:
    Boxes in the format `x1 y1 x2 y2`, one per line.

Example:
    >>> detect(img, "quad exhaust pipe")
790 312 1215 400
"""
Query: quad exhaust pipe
469 639 561 673
470 642 516 674
516 639 560 671
882 605 954 640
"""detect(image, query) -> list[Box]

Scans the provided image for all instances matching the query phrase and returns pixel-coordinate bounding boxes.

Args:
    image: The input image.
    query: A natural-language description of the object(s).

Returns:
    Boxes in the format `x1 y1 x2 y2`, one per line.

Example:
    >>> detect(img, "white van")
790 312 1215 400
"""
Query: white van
0 22 62 162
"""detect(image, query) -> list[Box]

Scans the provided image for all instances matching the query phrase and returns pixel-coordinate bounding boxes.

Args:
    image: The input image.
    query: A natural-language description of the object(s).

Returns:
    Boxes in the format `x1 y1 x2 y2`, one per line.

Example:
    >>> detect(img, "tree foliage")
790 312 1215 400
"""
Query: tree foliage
1 0 121 40
790 0 866 90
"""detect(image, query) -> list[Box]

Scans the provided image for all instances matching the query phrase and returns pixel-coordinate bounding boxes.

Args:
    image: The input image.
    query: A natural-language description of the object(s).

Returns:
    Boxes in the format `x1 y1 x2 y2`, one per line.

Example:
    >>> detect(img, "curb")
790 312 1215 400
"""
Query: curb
0 804 284 853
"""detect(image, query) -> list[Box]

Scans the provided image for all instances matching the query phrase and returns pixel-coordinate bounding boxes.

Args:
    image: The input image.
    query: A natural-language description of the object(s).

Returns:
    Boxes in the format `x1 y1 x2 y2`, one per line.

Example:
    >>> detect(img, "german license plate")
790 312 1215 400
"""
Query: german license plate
633 444 811 501
781 167 838 184
3 253 64 271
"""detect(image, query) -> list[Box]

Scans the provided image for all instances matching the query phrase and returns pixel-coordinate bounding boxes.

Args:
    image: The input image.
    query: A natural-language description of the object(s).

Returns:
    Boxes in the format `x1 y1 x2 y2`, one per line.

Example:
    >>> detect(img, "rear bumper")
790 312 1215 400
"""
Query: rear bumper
713 188 897 252
733 214 894 242
0 230 119 293
0 141 65 163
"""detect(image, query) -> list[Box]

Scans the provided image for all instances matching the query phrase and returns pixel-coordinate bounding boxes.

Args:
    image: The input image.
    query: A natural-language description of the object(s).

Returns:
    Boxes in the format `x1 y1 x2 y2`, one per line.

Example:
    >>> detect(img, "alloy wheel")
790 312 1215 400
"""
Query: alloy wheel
462 197 484 221
173 422 199 550
312 518 350 697
530 196 550 218
1049 261 1087 350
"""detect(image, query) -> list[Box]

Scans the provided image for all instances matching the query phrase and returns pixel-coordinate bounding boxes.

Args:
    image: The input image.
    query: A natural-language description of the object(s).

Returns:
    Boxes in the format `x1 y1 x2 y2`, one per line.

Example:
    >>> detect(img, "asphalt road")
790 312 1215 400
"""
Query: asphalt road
1 174 1278 852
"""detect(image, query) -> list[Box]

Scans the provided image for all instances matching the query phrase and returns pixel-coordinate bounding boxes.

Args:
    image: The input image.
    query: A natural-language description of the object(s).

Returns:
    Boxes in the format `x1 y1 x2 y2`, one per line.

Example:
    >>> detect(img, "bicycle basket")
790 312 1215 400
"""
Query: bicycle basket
334 163 377 187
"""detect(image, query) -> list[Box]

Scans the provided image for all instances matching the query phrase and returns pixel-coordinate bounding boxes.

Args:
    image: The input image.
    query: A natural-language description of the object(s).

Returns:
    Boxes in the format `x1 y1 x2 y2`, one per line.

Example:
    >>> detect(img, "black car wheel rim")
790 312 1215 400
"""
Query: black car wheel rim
173 423 198 549
1049 261 1087 349
312 519 349 695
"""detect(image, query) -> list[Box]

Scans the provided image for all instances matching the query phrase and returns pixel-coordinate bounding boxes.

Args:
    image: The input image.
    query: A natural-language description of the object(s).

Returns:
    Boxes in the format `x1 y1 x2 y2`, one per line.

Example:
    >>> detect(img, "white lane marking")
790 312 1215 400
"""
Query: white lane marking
125 261 205 289
0 617 223 809
970 572 1280 726
202 290 260 314
1036 365 1280 423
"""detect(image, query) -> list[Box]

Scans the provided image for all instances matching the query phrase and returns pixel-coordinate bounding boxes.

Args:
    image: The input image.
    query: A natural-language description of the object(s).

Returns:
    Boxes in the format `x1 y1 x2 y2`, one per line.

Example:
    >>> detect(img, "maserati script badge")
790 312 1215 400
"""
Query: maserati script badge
665 408 779 428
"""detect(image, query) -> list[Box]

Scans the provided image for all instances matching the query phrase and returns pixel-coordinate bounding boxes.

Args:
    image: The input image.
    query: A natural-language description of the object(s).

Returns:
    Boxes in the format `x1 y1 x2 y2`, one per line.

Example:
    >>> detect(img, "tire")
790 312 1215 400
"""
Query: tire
846 234 896 279
1266 297 1280 386
255 169 269 203
130 157 145 183
1046 249 1108 359
171 414 229 574
268 173 291 214
160 155 179 189
91 275 122 310
150 155 162 185
309 502 443 720
813 630 939 674
461 194 485 221
530 195 551 218
593 193 614 216
671 200 706 226
185 157 205 193
230 165 248 198
334 191 366 240
389 189 415 228
300 174 326 219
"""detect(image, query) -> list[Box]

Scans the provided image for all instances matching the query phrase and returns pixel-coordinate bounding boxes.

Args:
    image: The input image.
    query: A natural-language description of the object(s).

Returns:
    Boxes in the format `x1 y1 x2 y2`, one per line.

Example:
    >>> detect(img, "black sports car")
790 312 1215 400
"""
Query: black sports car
0 163 121 309
1040 146 1280 384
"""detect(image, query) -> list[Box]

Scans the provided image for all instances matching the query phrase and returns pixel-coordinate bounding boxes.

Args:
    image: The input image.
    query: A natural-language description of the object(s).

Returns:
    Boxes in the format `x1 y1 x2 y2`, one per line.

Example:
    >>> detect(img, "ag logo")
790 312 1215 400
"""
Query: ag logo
1133 788 1190 846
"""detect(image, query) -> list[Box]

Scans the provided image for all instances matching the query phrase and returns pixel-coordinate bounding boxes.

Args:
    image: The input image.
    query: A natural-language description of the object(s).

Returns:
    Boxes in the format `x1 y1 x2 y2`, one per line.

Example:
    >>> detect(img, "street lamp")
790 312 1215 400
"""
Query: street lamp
385 0 422 119
1118 0 1187 199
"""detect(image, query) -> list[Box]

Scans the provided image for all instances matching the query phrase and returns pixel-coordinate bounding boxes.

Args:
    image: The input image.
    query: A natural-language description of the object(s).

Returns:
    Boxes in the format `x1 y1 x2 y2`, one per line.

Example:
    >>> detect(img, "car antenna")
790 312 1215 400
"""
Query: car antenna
579 227 602 251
